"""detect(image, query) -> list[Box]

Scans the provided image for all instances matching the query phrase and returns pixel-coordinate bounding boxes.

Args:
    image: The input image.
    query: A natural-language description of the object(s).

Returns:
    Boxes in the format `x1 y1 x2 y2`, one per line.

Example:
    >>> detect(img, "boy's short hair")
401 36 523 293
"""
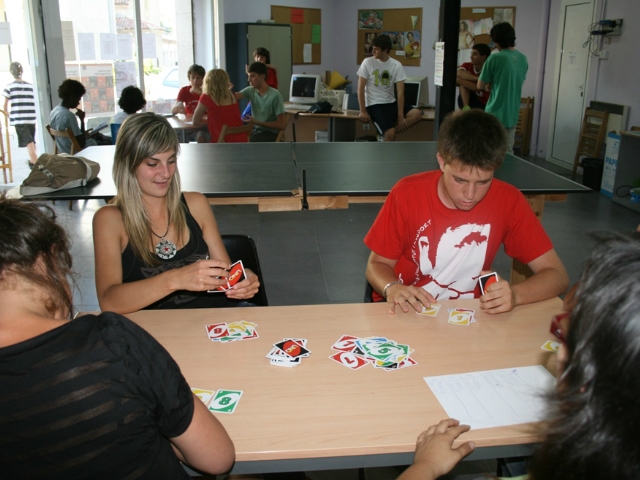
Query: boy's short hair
9 62 22 78
254 47 271 64
490 23 516 49
248 62 268 77
57 79 86 101
372 34 392 53
118 86 146 114
473 43 491 58
187 64 205 78
437 110 506 171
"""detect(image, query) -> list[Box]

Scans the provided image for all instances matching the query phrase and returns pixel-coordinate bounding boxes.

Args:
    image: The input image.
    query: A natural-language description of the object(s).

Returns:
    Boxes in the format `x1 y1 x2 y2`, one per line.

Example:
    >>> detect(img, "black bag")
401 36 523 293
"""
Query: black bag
306 101 333 114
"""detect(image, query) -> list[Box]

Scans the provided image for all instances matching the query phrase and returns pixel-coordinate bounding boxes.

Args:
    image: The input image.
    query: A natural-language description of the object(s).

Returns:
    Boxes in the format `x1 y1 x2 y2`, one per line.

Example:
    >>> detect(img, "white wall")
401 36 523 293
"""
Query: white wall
537 0 639 157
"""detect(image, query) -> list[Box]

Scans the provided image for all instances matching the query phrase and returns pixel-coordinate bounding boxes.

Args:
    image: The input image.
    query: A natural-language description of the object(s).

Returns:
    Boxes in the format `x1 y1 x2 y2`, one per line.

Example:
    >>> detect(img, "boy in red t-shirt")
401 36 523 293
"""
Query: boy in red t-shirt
456 43 491 110
172 64 209 142
172 64 205 116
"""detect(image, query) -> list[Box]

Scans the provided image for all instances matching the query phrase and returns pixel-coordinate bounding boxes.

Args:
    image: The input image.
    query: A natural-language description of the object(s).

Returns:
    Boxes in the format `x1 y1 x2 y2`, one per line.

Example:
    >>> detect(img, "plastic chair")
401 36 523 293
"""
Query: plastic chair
221 234 268 306
0 109 12 183
363 281 374 303
110 123 122 145
217 121 253 143
46 124 82 155
571 108 609 180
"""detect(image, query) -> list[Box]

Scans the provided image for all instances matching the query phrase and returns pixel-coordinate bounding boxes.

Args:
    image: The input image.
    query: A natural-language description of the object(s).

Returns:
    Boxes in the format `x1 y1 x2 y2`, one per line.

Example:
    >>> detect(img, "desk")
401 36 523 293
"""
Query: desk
126 298 562 474
285 108 435 142
167 115 208 142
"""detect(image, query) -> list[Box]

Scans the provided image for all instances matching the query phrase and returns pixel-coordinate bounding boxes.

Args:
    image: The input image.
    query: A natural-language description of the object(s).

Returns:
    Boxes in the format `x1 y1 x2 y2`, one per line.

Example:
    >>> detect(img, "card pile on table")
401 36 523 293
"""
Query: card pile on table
191 388 243 414
417 303 442 316
266 338 311 367
206 321 258 342
447 308 476 326
329 335 417 371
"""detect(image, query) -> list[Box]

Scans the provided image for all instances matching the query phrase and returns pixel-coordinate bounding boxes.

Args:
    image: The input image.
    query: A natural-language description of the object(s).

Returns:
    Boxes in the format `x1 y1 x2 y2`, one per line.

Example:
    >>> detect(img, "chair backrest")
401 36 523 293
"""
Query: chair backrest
221 234 268 306
110 123 122 145
46 124 82 155
514 97 534 156
577 108 609 157
363 281 374 303
275 113 292 142
218 121 253 143
631 125 640 132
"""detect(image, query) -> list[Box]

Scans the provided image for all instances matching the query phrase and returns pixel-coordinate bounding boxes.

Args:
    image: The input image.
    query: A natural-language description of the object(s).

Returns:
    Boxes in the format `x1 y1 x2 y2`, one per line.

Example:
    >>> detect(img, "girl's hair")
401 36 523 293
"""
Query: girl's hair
0 197 74 317
203 69 235 105
529 231 640 479
112 112 185 266
118 86 146 114
253 47 271 64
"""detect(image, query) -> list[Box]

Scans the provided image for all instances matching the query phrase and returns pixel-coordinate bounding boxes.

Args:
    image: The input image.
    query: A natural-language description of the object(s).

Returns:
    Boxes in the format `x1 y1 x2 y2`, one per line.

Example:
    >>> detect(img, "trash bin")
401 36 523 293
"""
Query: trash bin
581 157 604 191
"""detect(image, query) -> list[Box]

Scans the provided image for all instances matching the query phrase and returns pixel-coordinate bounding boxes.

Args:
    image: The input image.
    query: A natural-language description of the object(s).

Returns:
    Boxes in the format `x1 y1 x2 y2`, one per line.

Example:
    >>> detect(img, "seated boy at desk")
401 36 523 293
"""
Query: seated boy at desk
364 109 568 314
357 34 422 142
234 62 286 142
172 64 209 142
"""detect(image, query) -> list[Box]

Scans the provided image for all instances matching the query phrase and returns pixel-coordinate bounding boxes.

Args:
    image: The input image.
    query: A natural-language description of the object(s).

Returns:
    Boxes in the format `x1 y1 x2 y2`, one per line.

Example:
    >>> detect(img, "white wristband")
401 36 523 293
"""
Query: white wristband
383 280 402 300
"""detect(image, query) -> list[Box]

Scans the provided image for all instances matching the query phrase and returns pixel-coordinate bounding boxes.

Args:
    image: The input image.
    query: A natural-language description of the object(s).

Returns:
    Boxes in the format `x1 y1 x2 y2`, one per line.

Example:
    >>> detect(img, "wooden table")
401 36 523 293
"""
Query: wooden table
167 114 208 142
284 108 435 142
126 298 562 474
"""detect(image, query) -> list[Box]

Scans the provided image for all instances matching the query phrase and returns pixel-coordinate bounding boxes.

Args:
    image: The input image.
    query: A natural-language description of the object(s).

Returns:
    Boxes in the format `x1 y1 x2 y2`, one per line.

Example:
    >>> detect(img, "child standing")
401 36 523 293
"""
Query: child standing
3 62 37 167
193 69 247 143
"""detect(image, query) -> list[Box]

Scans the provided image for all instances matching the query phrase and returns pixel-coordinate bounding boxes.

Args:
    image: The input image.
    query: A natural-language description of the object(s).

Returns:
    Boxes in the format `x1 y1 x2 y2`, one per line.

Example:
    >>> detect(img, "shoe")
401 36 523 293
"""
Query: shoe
26 161 35 170
462 105 471 111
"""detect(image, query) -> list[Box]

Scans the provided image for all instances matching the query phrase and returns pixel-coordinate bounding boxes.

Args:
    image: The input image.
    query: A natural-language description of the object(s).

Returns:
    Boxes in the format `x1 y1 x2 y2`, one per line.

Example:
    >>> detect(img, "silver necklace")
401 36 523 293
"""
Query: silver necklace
151 212 176 260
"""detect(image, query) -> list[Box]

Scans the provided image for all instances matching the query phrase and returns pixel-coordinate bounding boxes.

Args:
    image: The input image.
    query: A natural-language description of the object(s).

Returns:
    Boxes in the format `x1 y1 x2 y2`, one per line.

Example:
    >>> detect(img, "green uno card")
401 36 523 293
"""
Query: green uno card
208 389 243 414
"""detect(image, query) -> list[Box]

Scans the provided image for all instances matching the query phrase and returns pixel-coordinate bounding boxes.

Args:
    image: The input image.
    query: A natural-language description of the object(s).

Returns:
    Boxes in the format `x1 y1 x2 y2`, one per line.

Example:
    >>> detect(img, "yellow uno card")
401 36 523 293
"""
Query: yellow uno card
417 303 442 316
191 388 216 405
448 311 471 325
540 340 561 353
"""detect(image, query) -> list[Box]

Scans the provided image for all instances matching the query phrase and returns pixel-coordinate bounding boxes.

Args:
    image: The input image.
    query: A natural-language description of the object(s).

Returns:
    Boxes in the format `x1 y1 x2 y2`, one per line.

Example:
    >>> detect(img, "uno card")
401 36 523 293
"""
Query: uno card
479 272 499 295
274 339 310 358
208 389 243 414
206 323 229 340
541 340 561 353
417 303 441 316
448 310 471 325
227 260 247 288
329 351 368 370
331 334 359 352
191 388 215 405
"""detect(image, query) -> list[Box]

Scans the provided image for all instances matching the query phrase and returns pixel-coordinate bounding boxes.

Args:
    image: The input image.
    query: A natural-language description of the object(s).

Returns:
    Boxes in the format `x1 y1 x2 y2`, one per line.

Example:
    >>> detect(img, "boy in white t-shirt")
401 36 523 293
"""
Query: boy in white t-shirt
357 34 422 141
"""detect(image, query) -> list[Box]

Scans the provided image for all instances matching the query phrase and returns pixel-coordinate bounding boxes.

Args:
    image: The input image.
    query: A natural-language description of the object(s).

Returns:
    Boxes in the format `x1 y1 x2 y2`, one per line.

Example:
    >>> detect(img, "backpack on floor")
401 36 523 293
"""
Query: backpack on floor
20 153 100 196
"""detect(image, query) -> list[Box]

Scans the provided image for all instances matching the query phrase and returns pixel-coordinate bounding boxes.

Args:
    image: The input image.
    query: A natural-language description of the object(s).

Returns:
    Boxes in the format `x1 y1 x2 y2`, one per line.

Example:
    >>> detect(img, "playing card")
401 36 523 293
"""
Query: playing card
479 272 499 295
227 260 247 288
329 351 368 370
541 340 561 352
274 339 310 358
417 303 441 316
208 389 243 414
448 310 471 325
191 388 215 405
206 323 229 340
331 334 359 352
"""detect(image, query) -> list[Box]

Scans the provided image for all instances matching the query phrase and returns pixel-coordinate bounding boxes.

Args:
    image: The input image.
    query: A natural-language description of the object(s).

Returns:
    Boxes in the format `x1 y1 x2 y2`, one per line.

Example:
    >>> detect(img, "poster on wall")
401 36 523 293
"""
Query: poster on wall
78 64 115 114
359 10 383 29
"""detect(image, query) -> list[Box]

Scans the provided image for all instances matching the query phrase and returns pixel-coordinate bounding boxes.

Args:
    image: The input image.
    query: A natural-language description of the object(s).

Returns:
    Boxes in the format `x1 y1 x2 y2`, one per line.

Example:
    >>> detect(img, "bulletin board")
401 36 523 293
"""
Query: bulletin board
271 5 321 65
458 7 516 51
357 8 422 66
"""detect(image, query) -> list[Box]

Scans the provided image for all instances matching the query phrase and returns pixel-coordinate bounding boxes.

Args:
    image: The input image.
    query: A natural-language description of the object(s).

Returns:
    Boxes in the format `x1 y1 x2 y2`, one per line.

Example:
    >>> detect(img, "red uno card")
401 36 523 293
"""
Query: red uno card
206 323 229 339
274 339 310 358
478 272 499 295
331 334 359 352
227 260 247 288
329 351 368 370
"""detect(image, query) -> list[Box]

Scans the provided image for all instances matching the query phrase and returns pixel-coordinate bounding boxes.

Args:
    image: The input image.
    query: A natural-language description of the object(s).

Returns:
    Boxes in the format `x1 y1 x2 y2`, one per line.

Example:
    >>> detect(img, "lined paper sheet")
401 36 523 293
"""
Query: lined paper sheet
424 365 554 429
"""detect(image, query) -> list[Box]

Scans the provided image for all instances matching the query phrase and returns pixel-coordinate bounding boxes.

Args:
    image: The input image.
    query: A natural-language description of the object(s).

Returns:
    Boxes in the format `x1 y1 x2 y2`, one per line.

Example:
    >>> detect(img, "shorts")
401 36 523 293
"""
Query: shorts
366 102 412 135
457 93 486 110
249 128 278 143
15 124 36 147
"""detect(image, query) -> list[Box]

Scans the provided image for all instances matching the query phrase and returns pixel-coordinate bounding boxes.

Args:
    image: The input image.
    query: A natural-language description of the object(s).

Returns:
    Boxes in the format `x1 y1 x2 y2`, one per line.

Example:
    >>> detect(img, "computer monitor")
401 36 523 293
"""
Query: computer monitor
289 74 322 104
398 76 429 107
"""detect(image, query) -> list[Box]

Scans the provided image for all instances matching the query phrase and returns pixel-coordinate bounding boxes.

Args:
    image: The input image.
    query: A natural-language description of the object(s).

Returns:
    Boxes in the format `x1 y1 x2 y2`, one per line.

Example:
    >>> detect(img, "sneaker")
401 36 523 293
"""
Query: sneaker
462 105 471 111
26 161 35 170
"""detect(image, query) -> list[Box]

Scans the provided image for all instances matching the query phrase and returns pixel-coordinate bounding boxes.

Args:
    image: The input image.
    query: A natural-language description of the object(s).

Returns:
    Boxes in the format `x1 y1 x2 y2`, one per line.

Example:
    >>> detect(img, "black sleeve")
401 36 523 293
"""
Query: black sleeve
96 312 195 438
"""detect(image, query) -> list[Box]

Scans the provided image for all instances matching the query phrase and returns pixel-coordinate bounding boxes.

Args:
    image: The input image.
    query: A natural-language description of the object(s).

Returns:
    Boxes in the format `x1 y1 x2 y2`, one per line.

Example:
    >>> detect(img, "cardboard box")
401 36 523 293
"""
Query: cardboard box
601 132 621 198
